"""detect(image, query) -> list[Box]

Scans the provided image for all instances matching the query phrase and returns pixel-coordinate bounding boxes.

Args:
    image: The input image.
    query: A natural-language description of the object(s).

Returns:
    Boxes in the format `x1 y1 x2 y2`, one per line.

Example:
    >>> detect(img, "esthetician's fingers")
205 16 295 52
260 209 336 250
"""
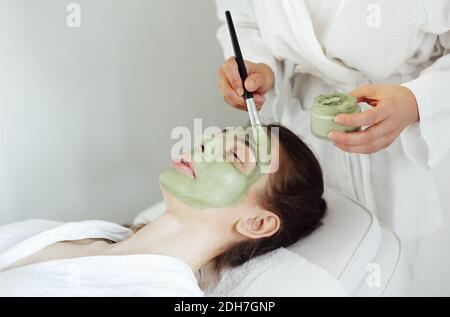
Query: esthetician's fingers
333 131 397 154
329 120 394 146
335 103 391 128
334 84 420 154
222 57 244 96
253 94 266 110
350 84 382 103
245 67 272 93
219 67 246 110
244 74 267 111
245 63 273 110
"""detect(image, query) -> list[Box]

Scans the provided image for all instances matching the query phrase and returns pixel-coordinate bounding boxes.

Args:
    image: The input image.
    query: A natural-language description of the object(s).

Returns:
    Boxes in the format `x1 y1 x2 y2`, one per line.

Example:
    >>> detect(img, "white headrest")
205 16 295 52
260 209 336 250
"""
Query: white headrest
288 188 381 293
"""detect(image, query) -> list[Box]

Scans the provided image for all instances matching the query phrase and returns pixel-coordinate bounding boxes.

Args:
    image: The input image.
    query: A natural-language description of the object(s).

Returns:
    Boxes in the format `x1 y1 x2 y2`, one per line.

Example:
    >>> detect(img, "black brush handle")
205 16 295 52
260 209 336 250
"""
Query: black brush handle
225 11 253 100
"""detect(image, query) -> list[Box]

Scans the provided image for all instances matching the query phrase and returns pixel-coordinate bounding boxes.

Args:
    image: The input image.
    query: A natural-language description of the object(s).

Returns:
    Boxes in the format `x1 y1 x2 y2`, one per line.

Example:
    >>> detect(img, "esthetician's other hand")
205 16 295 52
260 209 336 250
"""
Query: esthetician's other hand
329 84 420 154
219 57 274 111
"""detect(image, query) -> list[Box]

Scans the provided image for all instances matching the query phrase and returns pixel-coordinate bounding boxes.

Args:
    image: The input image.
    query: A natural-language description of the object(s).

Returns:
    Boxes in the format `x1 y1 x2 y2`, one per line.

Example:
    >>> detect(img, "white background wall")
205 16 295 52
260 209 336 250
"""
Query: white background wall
0 0 244 225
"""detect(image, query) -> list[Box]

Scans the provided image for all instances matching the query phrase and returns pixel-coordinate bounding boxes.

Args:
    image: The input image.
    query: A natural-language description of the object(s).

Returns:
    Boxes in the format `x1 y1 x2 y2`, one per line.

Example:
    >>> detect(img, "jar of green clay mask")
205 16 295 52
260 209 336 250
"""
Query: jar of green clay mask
310 93 361 139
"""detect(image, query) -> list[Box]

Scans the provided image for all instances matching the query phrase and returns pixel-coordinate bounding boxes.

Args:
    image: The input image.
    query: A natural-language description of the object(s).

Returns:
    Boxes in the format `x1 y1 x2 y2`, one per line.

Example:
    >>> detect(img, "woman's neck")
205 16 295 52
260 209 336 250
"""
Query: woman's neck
104 212 234 271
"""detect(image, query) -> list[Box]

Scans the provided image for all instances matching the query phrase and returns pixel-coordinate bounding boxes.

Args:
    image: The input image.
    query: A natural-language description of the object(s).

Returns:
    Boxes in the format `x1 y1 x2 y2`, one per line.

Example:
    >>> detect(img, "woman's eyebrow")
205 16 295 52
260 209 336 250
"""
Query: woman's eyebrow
220 129 256 156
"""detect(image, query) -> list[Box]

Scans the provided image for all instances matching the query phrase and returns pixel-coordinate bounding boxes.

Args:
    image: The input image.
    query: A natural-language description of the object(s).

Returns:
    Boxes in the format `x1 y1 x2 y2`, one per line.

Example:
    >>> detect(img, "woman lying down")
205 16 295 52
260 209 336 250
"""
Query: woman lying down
0 124 339 296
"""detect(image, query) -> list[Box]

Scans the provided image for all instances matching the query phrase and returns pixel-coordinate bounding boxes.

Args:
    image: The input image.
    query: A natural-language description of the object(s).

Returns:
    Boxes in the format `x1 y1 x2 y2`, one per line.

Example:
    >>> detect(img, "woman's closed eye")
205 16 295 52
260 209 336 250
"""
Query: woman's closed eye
233 151 242 163
225 150 241 163
229 146 256 175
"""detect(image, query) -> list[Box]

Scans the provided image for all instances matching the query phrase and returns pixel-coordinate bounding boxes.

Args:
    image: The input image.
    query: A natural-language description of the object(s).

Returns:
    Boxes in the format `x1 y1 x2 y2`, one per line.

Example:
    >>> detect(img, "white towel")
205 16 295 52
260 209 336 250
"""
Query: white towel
203 248 346 297
0 220 203 297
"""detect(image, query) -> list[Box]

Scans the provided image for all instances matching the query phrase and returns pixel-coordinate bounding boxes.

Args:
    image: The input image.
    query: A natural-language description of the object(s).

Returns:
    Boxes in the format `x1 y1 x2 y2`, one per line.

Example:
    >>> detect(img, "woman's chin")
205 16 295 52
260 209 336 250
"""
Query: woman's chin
160 186 193 213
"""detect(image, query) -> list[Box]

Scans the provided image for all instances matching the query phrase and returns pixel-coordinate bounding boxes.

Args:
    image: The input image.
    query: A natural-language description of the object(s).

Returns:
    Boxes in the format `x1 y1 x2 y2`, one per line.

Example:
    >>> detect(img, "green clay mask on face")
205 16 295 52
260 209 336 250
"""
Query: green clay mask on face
159 128 271 209
310 93 361 139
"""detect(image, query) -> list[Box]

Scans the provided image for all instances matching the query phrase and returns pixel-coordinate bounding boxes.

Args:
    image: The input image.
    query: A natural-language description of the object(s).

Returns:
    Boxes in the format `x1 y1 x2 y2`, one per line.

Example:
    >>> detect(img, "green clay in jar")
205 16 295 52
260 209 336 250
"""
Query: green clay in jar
310 93 361 139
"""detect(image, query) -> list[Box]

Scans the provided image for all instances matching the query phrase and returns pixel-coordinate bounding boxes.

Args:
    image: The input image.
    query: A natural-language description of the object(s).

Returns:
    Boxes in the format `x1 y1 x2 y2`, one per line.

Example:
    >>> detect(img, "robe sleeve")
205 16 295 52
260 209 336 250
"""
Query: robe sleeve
215 0 282 121
401 0 450 169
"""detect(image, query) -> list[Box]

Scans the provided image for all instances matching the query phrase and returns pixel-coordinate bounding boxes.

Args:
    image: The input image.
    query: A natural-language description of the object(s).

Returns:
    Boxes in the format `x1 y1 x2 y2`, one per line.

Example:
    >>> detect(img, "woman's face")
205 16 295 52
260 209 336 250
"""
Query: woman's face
159 127 274 209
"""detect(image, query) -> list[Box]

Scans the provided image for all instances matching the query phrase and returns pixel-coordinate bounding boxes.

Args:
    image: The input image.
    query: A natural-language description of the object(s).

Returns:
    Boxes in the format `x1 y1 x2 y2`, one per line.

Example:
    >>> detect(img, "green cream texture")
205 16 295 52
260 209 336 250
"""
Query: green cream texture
311 93 361 139
159 128 269 209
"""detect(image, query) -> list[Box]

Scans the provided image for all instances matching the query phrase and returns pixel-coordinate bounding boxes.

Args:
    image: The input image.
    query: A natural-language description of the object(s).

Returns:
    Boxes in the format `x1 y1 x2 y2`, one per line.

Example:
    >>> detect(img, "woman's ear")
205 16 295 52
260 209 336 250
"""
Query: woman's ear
236 211 280 239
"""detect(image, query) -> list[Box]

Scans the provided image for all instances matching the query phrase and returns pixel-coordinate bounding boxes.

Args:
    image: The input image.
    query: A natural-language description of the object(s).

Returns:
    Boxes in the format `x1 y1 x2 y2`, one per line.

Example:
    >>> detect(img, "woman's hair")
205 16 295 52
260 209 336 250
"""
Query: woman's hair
215 124 326 268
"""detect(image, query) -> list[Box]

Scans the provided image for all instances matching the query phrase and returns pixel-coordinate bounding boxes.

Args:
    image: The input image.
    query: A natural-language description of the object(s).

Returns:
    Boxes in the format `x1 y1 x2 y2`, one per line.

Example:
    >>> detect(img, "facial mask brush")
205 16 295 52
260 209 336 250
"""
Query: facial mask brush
225 11 262 128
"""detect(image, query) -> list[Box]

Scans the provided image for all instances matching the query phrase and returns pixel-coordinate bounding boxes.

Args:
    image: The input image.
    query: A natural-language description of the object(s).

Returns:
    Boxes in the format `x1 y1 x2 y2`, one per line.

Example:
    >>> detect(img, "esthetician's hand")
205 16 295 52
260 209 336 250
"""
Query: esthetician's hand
219 57 275 111
329 84 420 154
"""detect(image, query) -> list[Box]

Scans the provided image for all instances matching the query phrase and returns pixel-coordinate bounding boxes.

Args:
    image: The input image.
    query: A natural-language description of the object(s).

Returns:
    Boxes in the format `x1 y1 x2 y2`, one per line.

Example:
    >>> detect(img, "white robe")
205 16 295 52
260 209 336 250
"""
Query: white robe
216 0 450 294
0 219 347 297
0 220 203 297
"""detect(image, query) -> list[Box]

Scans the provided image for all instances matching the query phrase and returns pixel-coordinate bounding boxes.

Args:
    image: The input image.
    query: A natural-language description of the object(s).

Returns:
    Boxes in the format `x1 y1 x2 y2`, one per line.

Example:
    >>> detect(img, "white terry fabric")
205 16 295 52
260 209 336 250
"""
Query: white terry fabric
203 248 346 297
0 220 203 297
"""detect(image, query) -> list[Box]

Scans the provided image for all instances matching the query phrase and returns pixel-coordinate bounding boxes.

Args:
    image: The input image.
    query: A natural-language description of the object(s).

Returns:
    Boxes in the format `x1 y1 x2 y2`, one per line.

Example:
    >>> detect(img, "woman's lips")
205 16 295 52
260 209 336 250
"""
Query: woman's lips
171 159 196 179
